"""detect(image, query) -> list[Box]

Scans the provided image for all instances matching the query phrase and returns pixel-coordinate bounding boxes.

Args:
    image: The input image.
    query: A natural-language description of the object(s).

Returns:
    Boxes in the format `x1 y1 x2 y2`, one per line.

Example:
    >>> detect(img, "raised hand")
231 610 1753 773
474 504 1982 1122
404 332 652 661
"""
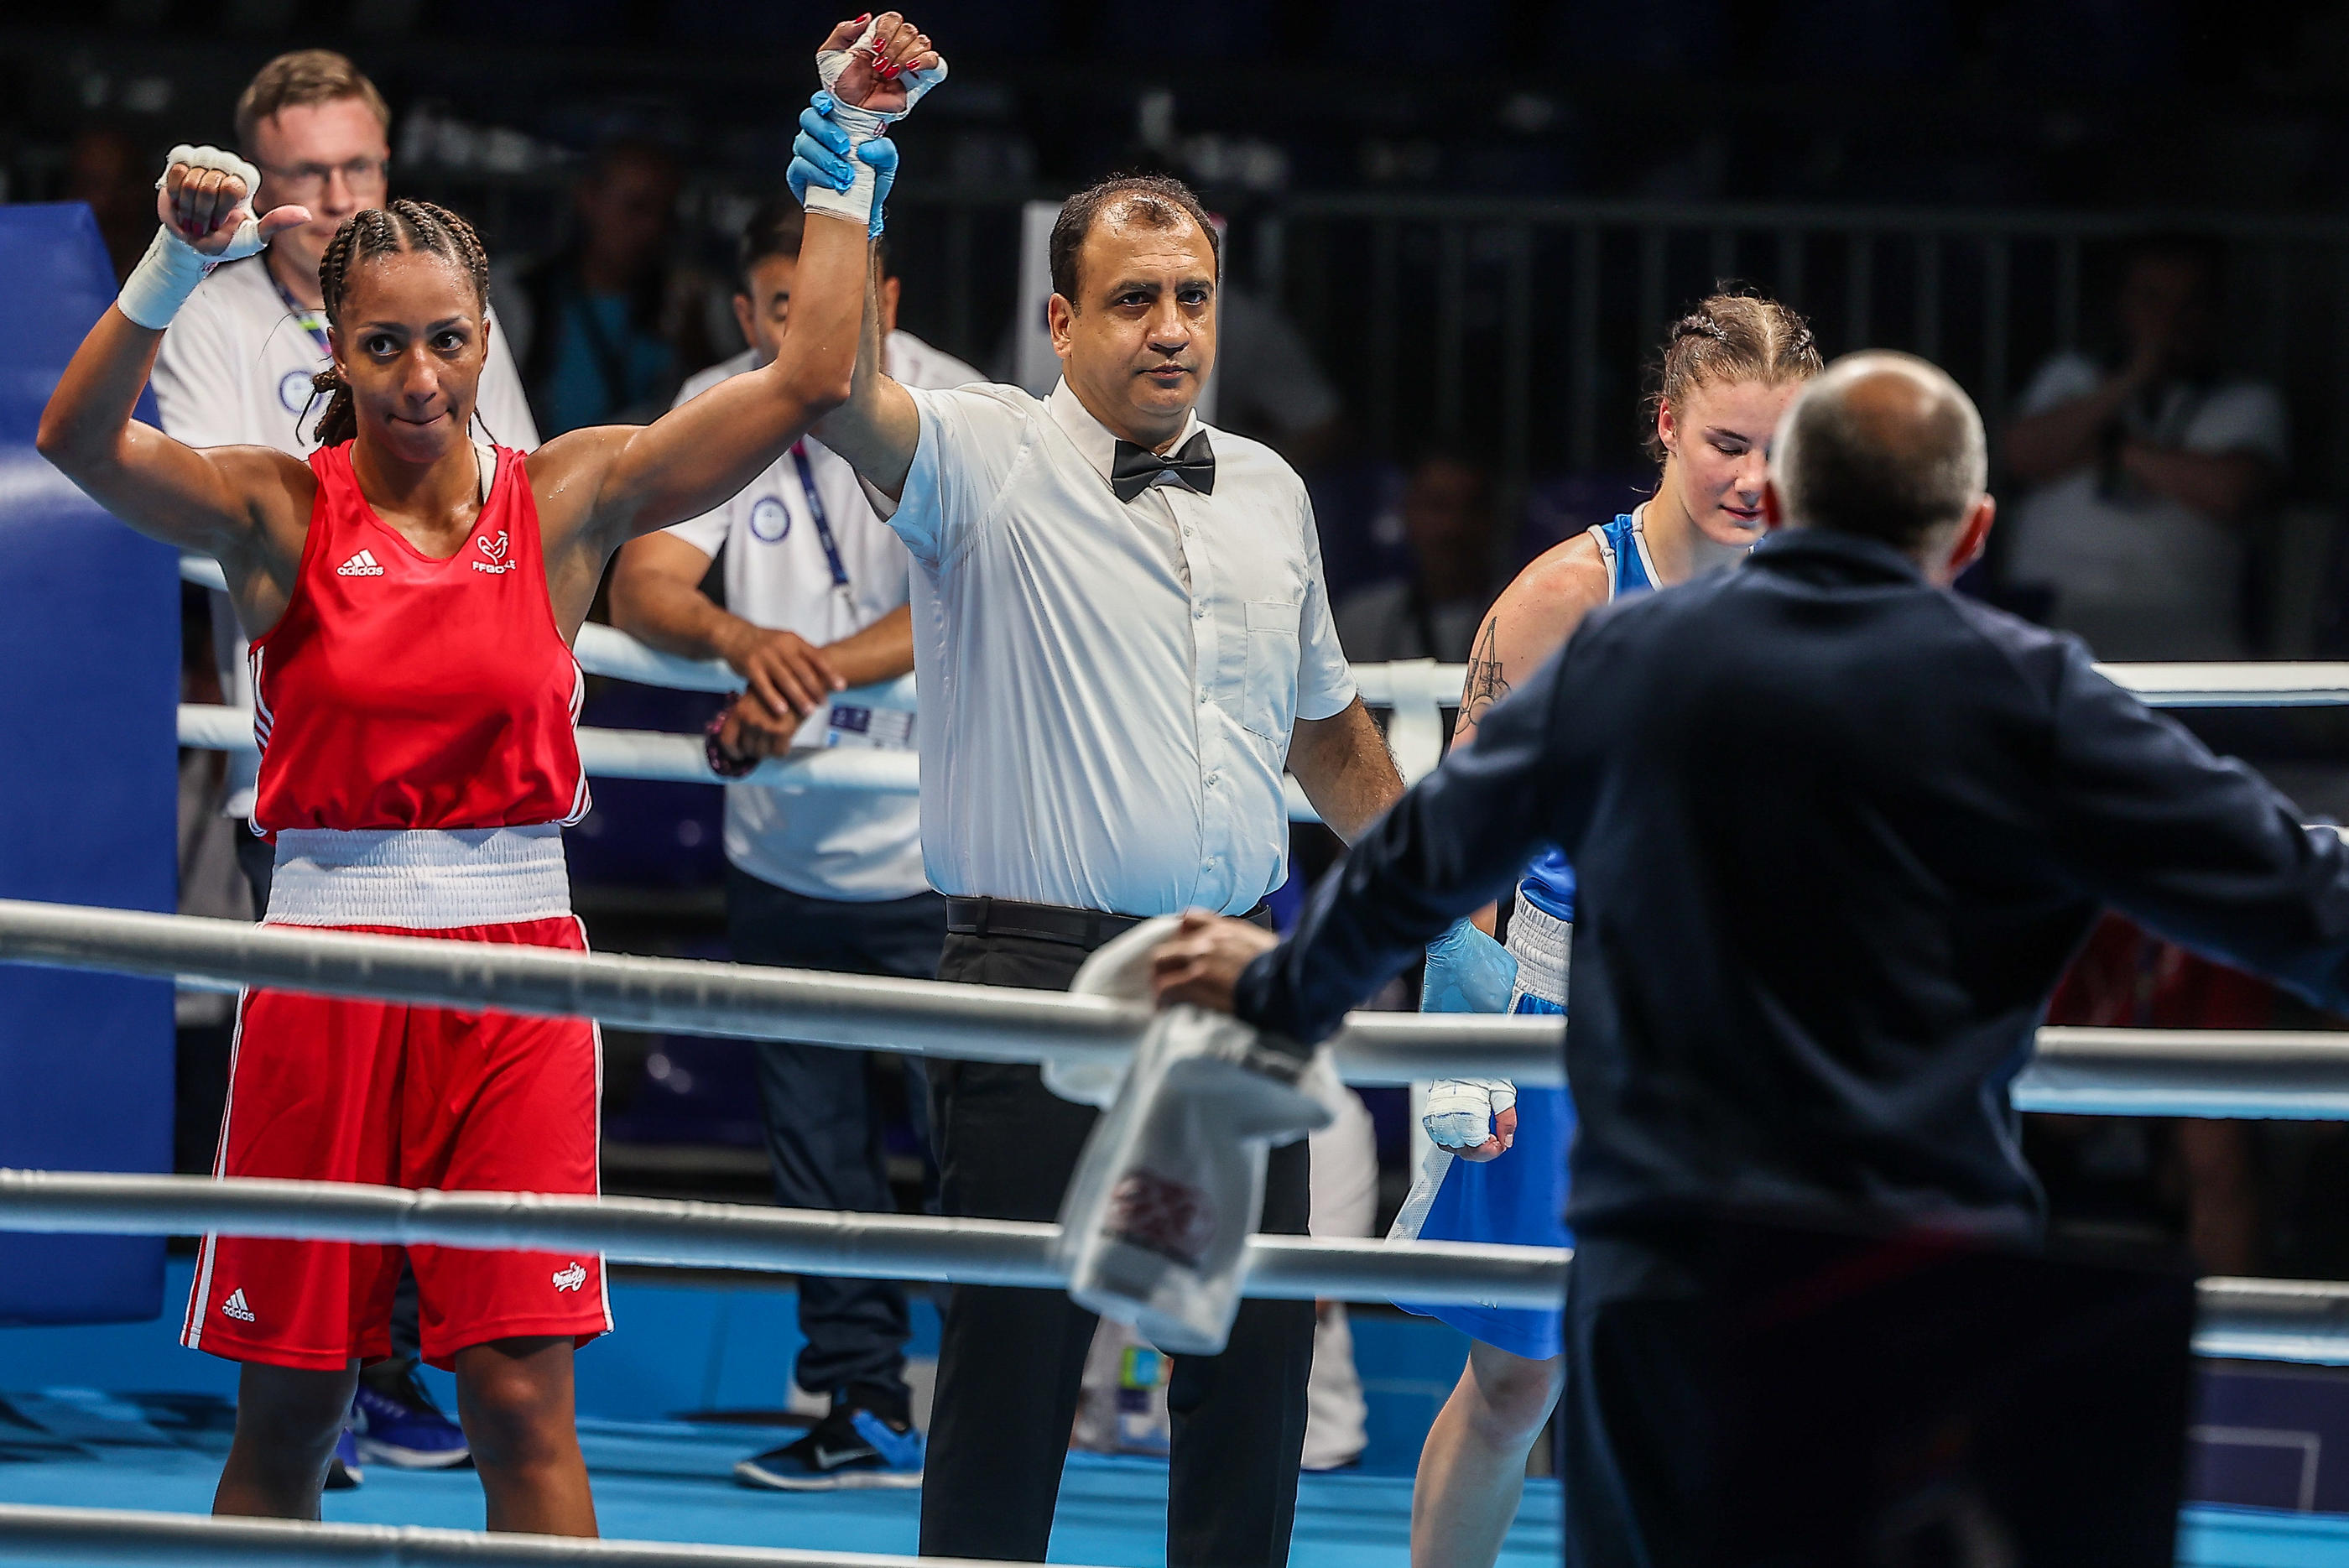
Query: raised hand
120 147 311 330
156 150 308 257
817 13 943 117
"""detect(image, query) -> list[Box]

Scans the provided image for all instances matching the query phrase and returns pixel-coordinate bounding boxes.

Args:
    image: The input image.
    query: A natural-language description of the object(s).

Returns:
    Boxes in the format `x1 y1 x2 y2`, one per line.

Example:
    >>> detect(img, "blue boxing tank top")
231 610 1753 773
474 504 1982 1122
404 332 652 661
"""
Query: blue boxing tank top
1518 509 1659 921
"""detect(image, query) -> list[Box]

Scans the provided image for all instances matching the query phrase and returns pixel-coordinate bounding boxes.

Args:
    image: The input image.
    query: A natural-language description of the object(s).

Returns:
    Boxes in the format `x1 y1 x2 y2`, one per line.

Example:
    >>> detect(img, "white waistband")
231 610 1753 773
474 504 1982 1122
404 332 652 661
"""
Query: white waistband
265 826 571 929
1506 893 1570 1008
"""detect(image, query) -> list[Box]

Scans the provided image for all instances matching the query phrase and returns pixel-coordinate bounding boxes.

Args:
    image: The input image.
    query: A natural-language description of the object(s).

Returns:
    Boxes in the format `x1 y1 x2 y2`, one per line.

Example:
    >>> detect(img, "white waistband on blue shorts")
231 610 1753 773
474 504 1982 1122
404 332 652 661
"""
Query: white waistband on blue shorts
1506 892 1570 1008
265 825 572 929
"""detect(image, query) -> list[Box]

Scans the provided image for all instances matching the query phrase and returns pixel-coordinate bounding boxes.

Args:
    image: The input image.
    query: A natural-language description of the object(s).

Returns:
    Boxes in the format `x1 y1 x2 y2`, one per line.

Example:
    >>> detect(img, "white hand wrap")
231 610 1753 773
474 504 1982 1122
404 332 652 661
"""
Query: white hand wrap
119 146 271 331
804 19 948 229
1424 1077 1518 1150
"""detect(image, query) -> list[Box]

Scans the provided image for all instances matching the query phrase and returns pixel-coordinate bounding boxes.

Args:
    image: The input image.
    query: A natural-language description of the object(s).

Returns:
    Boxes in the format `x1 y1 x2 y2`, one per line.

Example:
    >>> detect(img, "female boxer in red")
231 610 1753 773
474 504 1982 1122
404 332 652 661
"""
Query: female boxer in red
37 15 935 1535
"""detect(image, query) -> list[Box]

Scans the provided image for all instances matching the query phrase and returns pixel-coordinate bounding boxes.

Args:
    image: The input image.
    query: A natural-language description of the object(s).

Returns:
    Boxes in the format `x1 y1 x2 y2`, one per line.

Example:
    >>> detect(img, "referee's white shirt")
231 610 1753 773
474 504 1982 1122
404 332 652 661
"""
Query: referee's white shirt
152 255 540 817
662 331 979 902
890 377 1357 917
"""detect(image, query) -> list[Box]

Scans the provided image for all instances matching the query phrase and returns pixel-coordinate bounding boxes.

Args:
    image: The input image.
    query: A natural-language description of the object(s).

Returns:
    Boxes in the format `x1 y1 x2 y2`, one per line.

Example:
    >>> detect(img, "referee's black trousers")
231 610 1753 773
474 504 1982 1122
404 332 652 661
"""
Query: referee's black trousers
918 928 1313 1568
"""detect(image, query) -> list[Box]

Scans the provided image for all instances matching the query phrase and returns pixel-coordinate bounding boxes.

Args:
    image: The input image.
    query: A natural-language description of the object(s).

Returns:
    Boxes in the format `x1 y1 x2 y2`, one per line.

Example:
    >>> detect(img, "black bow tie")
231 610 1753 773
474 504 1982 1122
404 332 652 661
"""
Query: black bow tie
1110 431 1216 504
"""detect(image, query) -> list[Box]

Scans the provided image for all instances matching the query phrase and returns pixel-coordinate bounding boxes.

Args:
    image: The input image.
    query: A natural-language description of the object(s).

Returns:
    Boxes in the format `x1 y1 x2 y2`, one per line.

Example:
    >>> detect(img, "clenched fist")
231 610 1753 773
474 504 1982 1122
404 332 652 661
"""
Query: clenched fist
818 13 944 117
156 147 308 256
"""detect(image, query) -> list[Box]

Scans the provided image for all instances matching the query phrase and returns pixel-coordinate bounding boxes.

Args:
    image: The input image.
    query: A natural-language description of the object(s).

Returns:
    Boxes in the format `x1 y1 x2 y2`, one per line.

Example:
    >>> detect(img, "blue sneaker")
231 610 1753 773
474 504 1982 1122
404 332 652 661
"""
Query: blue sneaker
734 1407 924 1491
326 1429 363 1490
351 1366 470 1470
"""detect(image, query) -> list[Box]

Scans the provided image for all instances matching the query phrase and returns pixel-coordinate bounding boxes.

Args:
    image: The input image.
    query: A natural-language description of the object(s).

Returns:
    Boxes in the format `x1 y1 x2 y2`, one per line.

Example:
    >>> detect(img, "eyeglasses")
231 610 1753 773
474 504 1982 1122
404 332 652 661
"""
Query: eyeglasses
253 155 390 196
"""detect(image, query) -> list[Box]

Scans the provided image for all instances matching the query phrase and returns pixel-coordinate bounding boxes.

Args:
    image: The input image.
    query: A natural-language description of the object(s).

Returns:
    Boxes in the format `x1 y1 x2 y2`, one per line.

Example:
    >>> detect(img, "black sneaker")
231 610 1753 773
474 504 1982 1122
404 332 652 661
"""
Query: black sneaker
733 1406 924 1492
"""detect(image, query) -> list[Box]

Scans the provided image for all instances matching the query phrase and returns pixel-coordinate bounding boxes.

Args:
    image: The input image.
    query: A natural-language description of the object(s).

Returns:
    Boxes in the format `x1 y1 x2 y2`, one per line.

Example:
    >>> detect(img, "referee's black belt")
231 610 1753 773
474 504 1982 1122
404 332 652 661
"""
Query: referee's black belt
943 896 1273 951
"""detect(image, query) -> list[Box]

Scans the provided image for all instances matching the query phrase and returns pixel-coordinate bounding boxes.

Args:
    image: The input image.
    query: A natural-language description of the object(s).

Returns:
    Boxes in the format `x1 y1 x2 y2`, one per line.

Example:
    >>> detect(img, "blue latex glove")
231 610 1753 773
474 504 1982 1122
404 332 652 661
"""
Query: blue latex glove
786 96 852 203
787 93 898 237
857 136 898 238
1419 920 1519 1015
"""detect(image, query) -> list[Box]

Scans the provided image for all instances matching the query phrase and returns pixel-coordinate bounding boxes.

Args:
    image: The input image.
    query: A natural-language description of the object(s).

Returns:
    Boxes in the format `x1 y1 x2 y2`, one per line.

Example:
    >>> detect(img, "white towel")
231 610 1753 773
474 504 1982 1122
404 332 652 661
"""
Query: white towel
1053 916 1335 1355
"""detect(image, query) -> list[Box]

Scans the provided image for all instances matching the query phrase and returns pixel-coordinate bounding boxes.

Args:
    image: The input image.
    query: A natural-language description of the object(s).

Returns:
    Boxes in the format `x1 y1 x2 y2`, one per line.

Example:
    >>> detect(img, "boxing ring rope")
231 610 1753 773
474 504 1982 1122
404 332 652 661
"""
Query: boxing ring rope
0 898 1561 1087
0 1169 1565 1308
177 703 925 796
0 1502 1081 1567
0 1169 2338 1362
183 701 1338 818
172 546 2349 712
6 888 2349 1108
2013 1029 2349 1118
180 553 2349 809
30 896 2349 1113
2198 1275 2349 1364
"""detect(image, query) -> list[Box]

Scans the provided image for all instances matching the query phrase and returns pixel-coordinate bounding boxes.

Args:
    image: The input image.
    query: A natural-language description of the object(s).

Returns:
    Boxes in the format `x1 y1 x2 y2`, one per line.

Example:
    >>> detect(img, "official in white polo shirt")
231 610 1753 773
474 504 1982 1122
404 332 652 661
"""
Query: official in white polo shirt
797 132 1404 1565
151 49 538 914
146 46 535 1487
608 201 977 1493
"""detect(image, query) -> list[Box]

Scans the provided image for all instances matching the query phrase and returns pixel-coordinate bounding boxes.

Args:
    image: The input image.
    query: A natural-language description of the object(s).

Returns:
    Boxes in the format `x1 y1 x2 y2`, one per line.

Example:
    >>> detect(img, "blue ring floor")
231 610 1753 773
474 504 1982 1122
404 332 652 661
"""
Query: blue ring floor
0 1404 1560 1566
0 1261 2340 1565
0 1405 2339 1565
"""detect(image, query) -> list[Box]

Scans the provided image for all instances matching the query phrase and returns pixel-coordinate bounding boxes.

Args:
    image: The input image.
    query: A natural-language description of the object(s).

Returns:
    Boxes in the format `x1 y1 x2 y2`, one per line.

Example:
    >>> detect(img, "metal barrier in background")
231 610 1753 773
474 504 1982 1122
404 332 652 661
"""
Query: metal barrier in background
168 548 2349 805
229 164 2349 496
1201 197 2349 494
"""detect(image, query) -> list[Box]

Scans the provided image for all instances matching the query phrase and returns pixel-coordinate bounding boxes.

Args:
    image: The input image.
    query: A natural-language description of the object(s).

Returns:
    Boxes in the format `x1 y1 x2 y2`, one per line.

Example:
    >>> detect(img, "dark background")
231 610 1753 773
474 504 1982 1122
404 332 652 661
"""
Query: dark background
18 3 2349 494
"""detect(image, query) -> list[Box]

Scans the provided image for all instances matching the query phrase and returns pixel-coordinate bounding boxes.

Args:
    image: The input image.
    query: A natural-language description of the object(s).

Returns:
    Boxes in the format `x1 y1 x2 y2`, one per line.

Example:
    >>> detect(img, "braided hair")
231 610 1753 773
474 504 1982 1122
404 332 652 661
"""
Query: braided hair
1642 286 1822 466
305 199 492 448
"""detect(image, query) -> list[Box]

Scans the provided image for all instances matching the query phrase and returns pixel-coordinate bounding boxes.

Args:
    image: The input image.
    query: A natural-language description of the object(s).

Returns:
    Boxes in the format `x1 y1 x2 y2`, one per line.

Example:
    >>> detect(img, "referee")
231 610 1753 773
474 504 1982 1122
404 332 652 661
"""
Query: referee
1156 352 2349 1565
802 149 1404 1563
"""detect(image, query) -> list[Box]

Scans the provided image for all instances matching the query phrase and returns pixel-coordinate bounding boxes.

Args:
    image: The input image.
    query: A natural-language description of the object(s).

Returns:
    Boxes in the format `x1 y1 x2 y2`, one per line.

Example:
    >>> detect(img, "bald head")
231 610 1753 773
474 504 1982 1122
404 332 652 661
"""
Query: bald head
1773 352 1987 552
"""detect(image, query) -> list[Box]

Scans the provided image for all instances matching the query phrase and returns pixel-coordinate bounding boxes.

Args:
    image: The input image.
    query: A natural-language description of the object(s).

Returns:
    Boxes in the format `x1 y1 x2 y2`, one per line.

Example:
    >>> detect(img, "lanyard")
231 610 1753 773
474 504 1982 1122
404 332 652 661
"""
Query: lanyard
786 440 893 745
789 441 852 594
266 264 333 359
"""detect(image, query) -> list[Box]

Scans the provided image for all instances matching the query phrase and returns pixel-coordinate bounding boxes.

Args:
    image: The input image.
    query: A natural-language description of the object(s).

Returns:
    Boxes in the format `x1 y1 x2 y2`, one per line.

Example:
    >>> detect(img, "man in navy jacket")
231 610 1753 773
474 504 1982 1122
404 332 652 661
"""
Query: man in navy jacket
1154 352 2349 1563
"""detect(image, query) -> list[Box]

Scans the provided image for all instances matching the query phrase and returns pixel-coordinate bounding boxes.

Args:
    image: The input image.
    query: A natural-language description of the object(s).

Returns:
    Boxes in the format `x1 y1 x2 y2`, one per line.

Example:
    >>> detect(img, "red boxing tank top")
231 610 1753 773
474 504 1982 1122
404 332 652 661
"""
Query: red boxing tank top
249 442 589 834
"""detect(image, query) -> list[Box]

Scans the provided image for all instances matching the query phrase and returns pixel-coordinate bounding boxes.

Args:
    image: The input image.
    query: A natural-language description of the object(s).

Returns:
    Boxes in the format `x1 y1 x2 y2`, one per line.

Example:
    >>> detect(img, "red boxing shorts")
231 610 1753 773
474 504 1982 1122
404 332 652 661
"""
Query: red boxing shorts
182 915 611 1371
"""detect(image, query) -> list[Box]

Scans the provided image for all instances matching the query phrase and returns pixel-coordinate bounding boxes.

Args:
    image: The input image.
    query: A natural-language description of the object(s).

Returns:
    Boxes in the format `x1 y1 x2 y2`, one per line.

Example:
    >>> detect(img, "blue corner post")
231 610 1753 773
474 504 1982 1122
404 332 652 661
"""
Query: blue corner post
0 204 179 1324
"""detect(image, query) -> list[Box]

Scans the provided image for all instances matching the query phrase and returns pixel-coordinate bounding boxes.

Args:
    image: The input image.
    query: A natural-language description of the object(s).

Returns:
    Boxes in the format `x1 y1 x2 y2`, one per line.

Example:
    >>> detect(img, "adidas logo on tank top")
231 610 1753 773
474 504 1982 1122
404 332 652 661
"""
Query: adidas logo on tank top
336 549 384 577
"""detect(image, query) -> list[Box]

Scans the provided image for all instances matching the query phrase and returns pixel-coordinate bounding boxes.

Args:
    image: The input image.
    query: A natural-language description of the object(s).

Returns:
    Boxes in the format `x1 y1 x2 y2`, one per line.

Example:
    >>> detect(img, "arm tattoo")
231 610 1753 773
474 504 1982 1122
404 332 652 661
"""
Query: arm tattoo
1460 614 1511 727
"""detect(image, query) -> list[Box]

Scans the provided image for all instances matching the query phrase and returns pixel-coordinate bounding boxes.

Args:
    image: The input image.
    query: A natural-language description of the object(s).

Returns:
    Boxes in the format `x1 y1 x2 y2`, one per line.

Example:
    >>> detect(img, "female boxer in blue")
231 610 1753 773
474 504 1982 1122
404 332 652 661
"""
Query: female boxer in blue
1398 291 1821 1568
